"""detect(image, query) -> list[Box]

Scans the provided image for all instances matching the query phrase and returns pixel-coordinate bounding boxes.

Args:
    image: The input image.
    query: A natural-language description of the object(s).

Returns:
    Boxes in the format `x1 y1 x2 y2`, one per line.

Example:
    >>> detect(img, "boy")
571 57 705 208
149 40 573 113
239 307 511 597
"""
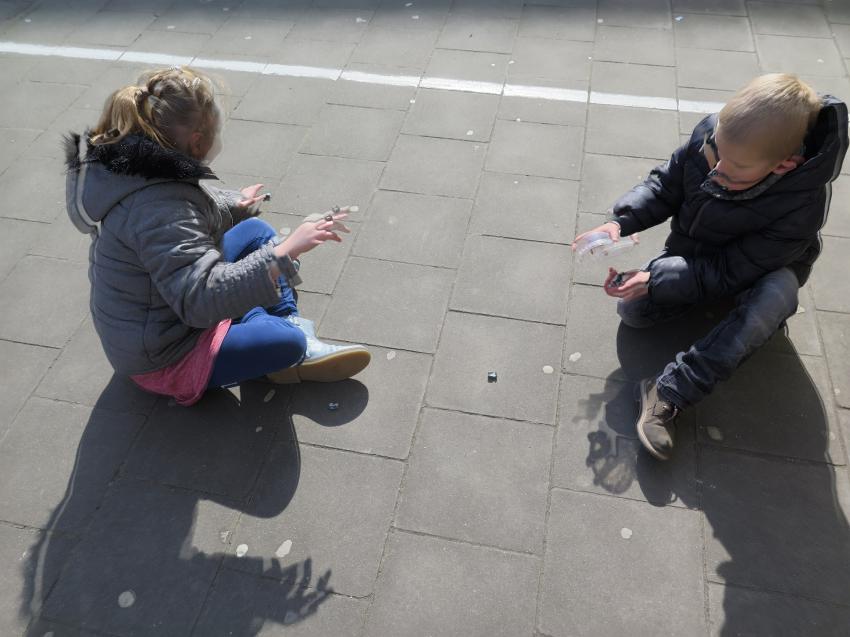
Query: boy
572 74 848 461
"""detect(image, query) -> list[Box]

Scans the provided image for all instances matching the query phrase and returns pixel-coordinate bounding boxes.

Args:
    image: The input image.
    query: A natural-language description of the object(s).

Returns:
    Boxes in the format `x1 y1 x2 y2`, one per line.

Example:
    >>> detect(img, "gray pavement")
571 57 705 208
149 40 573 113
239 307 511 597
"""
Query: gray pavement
1 0 850 635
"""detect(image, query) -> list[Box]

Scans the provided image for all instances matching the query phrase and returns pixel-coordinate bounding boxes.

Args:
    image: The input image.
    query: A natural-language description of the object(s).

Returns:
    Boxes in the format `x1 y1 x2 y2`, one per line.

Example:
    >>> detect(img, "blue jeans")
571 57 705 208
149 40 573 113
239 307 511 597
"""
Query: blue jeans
617 263 799 410
207 218 306 388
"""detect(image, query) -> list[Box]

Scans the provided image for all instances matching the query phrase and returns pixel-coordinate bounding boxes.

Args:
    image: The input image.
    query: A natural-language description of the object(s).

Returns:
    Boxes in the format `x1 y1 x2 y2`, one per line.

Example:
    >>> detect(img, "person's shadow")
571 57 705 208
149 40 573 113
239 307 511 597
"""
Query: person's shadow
580 307 850 635
19 377 368 636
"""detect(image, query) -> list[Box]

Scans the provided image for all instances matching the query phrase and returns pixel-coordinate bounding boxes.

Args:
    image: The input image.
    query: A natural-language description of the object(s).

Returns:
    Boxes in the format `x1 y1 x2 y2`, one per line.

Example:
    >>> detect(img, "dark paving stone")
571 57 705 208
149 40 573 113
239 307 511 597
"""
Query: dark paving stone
673 0 745 14
194 568 367 636
396 408 552 553
123 384 290 500
36 319 157 415
0 397 144 532
363 531 539 637
451 235 571 324
701 447 850 605
287 8 372 43
353 190 472 268
427 311 562 424
749 1 831 37
227 444 403 597
470 171 577 244
25 618 103 637
320 257 454 353
540 489 705 637
820 311 850 410
708 582 850 637
0 256 90 348
697 349 845 464
291 345 430 459
555 375 697 508
810 236 850 313
0 340 56 434
41 480 238 636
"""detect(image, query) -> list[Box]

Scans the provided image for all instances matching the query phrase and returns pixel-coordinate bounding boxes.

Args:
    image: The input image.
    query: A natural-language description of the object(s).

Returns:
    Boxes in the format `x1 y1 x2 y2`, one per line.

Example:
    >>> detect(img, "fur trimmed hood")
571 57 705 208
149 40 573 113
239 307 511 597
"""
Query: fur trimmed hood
63 131 214 180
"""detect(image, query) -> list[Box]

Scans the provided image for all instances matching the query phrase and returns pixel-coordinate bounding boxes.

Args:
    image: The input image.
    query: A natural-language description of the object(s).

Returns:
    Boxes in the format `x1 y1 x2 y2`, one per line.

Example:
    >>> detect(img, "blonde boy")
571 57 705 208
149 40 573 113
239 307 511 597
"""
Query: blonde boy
572 74 848 461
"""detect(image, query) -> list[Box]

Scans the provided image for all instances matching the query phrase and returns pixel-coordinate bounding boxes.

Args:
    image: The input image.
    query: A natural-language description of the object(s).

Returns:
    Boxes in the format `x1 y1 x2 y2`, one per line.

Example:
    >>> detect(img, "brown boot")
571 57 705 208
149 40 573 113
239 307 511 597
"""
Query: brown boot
635 377 679 461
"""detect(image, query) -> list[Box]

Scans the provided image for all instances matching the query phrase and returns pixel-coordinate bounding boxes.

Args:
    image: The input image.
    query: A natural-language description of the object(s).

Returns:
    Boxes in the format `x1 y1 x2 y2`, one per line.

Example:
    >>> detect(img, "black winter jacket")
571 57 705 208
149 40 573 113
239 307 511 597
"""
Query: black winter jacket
609 95 848 306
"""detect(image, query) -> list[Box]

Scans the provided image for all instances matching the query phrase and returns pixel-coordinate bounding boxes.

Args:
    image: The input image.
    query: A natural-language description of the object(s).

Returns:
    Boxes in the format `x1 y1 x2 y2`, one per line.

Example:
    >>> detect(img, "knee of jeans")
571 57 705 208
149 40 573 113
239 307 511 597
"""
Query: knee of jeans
270 323 307 363
240 217 277 243
762 268 800 319
617 300 654 329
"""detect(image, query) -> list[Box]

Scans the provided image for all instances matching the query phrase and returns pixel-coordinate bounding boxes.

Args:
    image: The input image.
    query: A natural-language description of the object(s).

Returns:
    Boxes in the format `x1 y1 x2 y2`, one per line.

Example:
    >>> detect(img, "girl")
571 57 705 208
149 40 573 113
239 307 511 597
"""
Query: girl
64 66 370 406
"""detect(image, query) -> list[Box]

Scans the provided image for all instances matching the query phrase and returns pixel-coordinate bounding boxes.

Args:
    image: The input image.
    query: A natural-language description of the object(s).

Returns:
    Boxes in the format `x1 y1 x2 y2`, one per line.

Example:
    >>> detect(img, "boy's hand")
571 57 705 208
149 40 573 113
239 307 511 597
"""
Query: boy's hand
571 221 622 250
604 267 650 301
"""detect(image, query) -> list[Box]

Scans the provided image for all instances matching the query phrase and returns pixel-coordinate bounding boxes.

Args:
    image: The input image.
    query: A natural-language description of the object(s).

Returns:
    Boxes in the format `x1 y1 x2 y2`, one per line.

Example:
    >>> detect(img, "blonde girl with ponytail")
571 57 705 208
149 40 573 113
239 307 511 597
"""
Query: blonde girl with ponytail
65 66 369 406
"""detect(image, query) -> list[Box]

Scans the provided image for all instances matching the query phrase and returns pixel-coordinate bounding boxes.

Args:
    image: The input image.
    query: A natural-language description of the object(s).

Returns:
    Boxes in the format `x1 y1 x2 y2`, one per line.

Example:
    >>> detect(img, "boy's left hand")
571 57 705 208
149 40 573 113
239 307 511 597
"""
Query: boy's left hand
237 184 268 217
604 267 650 301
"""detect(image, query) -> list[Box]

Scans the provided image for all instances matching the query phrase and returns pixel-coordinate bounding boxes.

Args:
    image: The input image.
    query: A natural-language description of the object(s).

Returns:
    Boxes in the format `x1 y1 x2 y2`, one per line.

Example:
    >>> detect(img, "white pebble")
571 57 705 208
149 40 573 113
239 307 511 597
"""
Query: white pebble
350 205 360 213
405 1 413 5
355 16 367 23
508 60 515 64
490 63 496 67
411 14 419 19
24 18 32 23
620 527 632 539
409 98 416 104
817 58 824 63
279 226 291 236
263 389 275 403
284 610 300 624
255 426 263 433
568 352 582 363
675 15 684 21
597 18 603 23
275 539 293 558
515 117 521 122
386 350 397 360
706 426 723 442
235 544 249 557
542 365 554 374
166 24 175 29
118 590 136 608
222 7 229 11
244 35 252 40
466 129 474 136
796 305 806 314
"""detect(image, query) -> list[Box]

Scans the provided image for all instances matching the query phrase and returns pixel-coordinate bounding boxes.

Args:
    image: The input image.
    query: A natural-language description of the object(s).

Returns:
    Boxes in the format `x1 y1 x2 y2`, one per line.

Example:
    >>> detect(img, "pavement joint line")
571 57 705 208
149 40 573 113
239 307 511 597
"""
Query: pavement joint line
549 484 703 512
423 404 557 430
696 439 849 469
391 525 543 559
296 440 407 464
705 579 850 610
448 306 567 328
218 563 373 599
0 41 729 114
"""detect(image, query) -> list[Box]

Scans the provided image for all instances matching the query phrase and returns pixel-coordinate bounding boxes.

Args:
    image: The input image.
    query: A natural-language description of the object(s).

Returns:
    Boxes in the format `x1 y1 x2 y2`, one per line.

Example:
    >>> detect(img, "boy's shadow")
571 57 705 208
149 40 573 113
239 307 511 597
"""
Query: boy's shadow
20 377 369 636
581 307 850 634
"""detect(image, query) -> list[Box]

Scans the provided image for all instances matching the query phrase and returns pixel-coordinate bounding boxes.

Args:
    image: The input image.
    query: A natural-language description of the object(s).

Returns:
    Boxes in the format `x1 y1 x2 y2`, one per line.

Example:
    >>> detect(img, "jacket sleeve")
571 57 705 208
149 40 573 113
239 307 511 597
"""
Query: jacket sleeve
646 205 815 304
608 143 689 236
204 184 251 227
132 197 281 328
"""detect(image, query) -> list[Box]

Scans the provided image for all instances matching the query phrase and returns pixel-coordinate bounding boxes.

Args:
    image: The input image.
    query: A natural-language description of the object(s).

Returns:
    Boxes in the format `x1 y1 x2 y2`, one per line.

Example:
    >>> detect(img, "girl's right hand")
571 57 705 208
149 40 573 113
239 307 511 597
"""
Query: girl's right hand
275 209 351 260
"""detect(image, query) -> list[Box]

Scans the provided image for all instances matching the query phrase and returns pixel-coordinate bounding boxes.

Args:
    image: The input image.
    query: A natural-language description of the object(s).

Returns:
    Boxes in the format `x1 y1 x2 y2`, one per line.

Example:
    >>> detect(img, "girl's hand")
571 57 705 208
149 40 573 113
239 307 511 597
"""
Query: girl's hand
276 210 350 260
603 267 650 301
237 184 268 217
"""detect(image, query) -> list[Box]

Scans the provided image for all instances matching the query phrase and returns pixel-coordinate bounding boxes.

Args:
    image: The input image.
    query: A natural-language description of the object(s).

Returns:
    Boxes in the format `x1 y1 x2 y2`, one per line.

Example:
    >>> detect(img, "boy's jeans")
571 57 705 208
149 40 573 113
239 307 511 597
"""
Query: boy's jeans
617 259 799 410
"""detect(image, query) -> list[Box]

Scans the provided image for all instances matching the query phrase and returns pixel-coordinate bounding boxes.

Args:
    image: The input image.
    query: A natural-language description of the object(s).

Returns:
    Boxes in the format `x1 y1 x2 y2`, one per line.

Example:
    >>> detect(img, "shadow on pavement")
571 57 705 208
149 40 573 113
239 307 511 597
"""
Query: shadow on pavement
582 308 850 634
19 376 368 636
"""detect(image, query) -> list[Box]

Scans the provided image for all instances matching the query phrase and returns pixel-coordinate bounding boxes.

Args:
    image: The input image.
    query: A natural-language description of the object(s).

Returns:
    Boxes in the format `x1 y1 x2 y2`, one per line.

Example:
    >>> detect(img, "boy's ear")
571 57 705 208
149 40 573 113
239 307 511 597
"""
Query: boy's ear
772 156 800 176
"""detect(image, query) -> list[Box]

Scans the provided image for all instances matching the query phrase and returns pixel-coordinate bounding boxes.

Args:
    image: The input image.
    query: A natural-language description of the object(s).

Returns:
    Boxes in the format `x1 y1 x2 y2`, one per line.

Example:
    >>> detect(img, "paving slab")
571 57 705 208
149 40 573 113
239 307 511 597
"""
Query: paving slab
673 13 754 51
0 340 57 437
125 30 212 59
470 171 577 244
201 17 295 58
756 34 846 77
579 153 660 213
41 480 238 636
507 37 592 85
0 81 86 131
123 386 287 500
36 319 158 415
0 255 89 348
286 8 372 43
827 0 850 24
149 3 232 34
369 1 450 32
270 38 355 68
708 582 850 637
214 119 306 179
0 155 68 223
276 154 383 222
194 569 368 637
380 134 485 198
586 104 679 160
0 397 144 532
328 64 417 110
24 107 101 160
749 1 831 38
810 236 850 313
451 234 571 324
677 47 760 90
593 25 675 66
363 530 539 637
591 60 677 99
672 0 746 14
437 13 518 54
351 26 439 71
0 218 42 281
497 77 587 127
353 189 472 268
320 256 454 353
227 444 403 597
0 128 41 176
539 489 705 637
518 3 596 41
232 76 335 127
0 525 76 637
700 447 850 605
2 7 94 43
819 310 850 410
25 57 112 87
423 48 510 85
678 87 731 133
824 174 850 238
485 119 583 179
65 10 156 47
290 344 430 459
396 408 552 553
554 374 697 508
597 0 671 29
402 89 499 142
426 311 562 424
71 63 153 112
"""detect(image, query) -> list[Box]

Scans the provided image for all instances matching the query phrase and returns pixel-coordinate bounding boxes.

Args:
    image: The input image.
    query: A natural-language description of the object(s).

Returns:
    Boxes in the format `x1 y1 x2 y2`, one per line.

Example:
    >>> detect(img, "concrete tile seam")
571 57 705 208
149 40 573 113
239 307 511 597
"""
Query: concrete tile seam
0 42 727 115
297 440 407 465
390 525 544 559
216 563 373 600
548 484 703 512
707 579 850 611
692 440 850 470
424 404 558 430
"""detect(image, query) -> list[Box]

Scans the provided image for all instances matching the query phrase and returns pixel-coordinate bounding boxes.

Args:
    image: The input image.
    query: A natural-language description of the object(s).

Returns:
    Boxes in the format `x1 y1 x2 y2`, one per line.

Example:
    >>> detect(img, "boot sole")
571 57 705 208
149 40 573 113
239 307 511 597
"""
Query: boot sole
635 378 670 461
267 348 371 384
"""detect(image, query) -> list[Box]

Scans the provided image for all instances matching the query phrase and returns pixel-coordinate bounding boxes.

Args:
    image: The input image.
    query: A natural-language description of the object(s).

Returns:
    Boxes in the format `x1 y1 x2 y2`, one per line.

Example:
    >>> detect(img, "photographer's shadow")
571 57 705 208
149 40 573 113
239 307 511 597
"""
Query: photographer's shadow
21 377 369 637
583 308 850 634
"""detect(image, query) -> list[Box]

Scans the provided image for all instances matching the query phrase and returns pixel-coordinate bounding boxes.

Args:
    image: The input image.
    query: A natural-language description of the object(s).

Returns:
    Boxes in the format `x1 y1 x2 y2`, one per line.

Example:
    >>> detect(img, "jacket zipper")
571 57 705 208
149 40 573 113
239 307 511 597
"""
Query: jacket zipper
688 200 710 238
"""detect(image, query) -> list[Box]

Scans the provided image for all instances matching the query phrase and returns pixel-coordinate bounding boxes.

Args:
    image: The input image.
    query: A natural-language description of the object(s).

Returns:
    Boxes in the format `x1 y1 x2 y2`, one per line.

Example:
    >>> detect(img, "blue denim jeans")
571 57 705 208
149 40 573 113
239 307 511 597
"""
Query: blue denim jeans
617 262 799 410
207 218 306 388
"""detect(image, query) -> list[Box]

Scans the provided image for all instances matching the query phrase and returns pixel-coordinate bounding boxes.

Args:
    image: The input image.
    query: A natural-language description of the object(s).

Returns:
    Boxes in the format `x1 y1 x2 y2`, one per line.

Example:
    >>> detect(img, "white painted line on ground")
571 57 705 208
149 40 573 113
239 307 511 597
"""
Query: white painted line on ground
0 40 724 114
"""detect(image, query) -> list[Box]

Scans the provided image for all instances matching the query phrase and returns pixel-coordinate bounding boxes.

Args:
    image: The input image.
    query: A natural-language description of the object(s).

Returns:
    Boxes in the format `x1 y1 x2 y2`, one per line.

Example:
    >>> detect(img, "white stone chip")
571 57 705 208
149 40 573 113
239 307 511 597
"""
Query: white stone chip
275 539 293 558
284 610 300 624
356 16 367 23
235 543 249 557
255 426 263 433
542 365 554 374
263 389 275 403
620 527 632 539
466 129 474 135
706 426 723 442
568 352 582 362
118 590 136 608
386 350 397 360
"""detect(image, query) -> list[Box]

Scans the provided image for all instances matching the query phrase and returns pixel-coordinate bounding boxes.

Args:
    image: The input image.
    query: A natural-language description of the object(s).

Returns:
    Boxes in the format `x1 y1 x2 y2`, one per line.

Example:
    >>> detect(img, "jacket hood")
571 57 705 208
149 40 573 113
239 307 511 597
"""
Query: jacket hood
63 132 215 233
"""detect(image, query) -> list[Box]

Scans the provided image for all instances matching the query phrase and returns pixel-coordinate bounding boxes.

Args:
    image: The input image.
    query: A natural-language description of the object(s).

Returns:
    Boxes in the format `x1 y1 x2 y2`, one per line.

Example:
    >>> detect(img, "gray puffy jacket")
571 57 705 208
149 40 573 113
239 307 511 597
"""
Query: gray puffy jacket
64 133 286 376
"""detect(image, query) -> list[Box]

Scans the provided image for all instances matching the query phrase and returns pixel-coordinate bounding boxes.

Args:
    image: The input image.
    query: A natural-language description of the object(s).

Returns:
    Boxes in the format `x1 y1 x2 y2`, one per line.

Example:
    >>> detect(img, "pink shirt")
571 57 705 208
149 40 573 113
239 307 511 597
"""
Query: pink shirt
131 319 232 406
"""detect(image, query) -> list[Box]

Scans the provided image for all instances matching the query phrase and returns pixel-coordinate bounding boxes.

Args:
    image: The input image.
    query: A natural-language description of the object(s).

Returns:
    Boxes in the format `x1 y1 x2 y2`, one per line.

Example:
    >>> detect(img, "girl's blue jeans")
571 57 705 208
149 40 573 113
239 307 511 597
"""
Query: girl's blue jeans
207 218 307 388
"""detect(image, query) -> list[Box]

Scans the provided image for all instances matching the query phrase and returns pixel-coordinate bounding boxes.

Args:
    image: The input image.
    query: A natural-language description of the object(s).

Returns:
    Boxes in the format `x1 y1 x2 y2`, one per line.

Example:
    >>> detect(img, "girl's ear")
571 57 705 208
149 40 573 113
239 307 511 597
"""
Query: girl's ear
187 131 207 160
